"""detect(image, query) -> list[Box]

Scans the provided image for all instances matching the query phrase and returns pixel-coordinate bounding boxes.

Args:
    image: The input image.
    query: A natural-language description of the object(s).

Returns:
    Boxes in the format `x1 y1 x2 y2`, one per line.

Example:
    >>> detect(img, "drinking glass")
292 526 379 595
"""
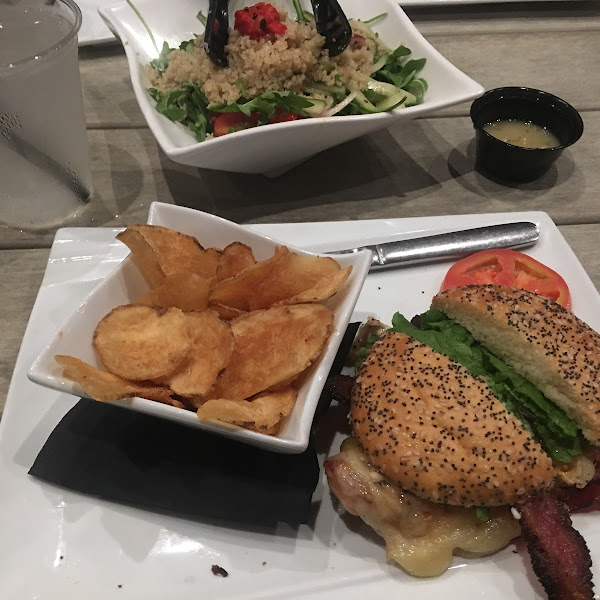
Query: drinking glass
0 0 92 229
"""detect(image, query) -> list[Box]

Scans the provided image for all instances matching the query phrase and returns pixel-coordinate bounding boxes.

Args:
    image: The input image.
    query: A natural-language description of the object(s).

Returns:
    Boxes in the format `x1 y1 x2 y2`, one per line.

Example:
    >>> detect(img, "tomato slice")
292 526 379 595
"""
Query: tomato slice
213 112 259 137
269 109 304 123
440 249 571 309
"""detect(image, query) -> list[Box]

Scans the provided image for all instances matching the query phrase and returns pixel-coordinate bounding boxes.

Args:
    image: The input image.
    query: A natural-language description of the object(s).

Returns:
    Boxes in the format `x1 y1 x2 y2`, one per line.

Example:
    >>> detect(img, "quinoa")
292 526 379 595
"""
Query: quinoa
147 11 384 104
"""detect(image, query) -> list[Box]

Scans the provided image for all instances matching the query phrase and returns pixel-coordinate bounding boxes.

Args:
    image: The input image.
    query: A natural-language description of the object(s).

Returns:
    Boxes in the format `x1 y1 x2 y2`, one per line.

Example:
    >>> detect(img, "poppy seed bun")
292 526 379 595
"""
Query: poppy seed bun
432 285 600 445
351 332 555 507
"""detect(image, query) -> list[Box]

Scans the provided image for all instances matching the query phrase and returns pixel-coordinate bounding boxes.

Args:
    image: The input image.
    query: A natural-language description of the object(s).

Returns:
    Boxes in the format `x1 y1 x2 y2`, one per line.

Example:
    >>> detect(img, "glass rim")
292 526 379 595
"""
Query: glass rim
0 0 82 71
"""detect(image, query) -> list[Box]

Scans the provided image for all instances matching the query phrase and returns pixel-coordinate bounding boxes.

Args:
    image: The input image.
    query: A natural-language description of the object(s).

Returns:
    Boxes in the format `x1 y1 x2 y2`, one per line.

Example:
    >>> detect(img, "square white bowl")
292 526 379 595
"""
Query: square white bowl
27 203 372 453
98 0 484 175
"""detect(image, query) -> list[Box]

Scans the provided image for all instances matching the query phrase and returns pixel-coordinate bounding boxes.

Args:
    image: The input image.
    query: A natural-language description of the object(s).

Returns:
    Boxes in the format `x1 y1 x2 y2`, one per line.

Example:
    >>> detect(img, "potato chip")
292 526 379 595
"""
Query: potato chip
249 253 352 310
94 305 191 381
209 304 334 401
117 225 220 284
166 310 234 397
56 355 175 404
135 272 210 312
209 246 288 311
273 266 352 307
116 227 165 288
217 242 256 281
211 303 246 321
197 387 297 433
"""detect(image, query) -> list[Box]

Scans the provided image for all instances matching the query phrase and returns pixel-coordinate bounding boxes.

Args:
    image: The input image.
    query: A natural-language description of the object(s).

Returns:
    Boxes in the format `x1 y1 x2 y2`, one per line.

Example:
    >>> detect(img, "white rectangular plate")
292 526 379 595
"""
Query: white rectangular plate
2 211 599 599
400 0 585 5
78 0 117 46
81 0 588 47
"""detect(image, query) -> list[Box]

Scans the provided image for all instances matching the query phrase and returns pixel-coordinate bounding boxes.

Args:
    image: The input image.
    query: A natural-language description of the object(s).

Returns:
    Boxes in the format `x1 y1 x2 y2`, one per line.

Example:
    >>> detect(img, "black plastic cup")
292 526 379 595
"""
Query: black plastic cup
470 87 584 182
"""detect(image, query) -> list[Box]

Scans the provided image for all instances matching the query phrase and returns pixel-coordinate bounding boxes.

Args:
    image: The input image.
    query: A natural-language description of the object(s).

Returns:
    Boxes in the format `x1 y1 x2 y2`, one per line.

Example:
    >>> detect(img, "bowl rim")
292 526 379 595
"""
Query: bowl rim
470 86 584 152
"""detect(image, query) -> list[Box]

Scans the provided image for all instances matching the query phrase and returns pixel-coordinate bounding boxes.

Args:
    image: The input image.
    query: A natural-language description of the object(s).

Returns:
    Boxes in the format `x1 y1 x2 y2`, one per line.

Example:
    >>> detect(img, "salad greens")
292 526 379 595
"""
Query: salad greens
208 91 315 120
148 84 210 141
356 309 583 464
197 10 207 26
475 507 490 523
144 3 428 141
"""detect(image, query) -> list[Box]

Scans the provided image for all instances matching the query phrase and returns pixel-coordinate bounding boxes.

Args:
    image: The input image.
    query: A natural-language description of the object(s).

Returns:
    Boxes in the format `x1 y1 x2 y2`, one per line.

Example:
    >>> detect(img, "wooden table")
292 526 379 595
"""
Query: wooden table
2 0 600 414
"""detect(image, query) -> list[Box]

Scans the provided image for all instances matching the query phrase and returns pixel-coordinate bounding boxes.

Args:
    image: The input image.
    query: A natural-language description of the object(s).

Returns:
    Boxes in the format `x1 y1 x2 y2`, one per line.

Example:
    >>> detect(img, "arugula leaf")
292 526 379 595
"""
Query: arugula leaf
390 310 583 463
156 91 186 120
149 83 210 142
208 92 313 124
147 87 161 101
150 41 173 75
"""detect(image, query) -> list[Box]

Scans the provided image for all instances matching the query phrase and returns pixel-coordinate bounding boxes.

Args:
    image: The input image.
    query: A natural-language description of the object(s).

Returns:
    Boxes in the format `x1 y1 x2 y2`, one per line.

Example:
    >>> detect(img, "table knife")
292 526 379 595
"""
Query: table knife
331 221 540 271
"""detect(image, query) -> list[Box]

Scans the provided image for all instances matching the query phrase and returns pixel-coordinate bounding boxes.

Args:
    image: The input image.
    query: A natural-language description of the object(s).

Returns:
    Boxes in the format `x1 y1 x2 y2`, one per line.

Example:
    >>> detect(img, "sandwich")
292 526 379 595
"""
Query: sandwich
324 284 599 599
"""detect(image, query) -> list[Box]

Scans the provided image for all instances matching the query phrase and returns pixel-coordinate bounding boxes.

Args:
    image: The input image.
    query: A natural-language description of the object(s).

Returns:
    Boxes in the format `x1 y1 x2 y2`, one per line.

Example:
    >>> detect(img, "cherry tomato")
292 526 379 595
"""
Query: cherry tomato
269 109 304 123
213 112 259 137
440 249 571 309
234 3 287 40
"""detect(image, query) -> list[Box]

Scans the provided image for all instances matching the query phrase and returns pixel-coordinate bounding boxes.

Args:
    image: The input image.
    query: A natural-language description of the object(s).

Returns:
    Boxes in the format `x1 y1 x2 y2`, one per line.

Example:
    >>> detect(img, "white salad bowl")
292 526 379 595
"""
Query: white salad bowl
98 0 483 175
27 203 372 453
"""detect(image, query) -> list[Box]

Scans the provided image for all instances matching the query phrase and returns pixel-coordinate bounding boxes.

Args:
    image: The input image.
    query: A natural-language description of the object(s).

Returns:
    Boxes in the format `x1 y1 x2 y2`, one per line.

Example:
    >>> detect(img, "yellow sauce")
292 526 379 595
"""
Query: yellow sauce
483 119 560 149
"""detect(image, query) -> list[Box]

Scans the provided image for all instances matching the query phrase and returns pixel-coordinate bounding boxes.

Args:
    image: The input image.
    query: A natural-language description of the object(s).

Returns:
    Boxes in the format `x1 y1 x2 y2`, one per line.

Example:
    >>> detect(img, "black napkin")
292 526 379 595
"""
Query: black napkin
28 322 360 526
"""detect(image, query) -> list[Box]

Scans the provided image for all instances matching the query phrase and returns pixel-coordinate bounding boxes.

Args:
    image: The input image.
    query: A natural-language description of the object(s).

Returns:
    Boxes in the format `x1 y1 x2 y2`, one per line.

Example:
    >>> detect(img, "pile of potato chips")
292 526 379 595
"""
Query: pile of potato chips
56 225 352 436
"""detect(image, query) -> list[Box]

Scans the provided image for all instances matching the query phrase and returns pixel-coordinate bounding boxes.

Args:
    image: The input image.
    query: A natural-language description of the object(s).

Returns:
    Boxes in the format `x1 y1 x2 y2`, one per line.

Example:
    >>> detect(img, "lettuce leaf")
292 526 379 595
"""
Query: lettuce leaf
390 310 582 463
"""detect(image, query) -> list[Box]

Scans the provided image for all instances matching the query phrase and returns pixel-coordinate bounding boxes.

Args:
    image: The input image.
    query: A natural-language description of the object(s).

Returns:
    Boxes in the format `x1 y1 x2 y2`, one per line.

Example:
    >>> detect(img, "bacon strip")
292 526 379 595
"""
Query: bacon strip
520 495 594 600
561 481 600 513
321 374 355 405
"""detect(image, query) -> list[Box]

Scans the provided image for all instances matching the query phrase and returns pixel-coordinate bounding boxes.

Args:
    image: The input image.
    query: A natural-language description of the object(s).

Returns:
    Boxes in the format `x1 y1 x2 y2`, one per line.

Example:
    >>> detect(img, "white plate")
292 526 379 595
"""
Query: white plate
2 211 600 599
81 0 585 45
78 0 116 46
98 0 483 175
399 0 580 5
27 203 372 454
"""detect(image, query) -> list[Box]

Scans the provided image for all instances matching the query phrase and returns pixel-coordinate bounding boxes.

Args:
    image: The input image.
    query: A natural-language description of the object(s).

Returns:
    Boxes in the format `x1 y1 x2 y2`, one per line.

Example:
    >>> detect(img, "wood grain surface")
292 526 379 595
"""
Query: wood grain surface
2 1 600 416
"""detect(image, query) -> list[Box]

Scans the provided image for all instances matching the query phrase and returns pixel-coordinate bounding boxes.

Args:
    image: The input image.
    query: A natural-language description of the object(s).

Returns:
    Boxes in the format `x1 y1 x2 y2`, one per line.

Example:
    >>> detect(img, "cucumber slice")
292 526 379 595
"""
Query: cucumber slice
304 98 327 116
307 82 346 95
371 53 388 74
367 77 400 98
353 90 408 113
376 91 408 111
348 19 378 41
353 91 380 113
400 89 418 107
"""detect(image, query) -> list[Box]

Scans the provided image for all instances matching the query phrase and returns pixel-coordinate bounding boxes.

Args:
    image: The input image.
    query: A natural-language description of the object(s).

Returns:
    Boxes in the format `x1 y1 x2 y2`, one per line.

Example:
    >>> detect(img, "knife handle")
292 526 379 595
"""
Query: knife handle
356 222 540 271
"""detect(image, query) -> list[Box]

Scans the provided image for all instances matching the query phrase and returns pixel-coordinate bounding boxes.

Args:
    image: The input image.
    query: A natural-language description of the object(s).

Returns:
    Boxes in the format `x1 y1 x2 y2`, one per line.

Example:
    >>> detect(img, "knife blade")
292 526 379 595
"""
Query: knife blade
330 222 540 271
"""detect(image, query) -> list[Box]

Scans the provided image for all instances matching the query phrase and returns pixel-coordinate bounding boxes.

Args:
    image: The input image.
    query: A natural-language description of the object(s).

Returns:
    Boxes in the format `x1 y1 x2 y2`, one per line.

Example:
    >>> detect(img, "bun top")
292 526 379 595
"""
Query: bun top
432 285 600 445
351 332 556 507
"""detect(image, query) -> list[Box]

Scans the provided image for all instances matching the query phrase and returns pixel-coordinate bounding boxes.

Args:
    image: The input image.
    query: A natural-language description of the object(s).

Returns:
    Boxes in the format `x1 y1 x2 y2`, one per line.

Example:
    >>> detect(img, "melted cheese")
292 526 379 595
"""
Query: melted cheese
326 437 521 577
